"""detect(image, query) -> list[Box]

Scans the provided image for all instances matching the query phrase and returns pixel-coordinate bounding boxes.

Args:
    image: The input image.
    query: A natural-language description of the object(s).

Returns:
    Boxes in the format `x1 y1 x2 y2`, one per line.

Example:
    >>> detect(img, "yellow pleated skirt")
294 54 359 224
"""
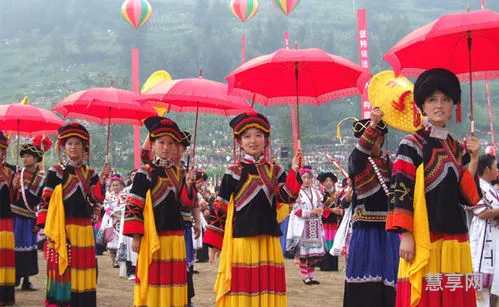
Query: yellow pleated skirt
397 233 476 307
134 232 188 307
217 235 287 307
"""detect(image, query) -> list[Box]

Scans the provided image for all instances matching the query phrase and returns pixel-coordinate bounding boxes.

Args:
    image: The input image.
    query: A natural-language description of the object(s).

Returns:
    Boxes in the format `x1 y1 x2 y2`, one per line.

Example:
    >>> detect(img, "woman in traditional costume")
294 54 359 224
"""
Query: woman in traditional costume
343 108 400 307
316 171 342 271
11 136 51 290
204 112 302 306
287 166 325 285
0 131 15 306
37 123 110 307
101 176 125 267
469 154 499 307
123 117 196 307
387 68 481 307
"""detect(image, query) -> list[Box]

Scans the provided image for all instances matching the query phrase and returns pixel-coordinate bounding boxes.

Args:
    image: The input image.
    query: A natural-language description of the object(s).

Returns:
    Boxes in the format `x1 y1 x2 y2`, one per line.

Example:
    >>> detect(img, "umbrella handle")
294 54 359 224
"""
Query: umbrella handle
467 31 474 136
105 107 111 164
295 62 300 140
16 119 20 168
191 102 200 168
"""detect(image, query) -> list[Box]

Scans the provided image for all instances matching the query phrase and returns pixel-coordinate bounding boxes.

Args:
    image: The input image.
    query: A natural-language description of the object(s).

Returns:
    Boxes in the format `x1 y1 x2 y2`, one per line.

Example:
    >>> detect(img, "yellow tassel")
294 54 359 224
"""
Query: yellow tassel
44 185 68 275
336 117 359 144
138 190 160 299
214 195 235 304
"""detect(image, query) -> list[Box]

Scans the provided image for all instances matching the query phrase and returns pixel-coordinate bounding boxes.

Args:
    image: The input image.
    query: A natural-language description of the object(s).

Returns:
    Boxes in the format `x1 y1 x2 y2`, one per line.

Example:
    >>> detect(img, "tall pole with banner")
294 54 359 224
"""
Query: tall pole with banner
121 0 152 168
132 49 141 168
356 9 371 119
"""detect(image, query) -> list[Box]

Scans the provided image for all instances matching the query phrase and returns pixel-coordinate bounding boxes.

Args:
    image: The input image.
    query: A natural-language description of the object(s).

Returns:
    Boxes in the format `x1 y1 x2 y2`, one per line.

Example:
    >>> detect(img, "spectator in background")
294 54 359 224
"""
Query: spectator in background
469 154 499 307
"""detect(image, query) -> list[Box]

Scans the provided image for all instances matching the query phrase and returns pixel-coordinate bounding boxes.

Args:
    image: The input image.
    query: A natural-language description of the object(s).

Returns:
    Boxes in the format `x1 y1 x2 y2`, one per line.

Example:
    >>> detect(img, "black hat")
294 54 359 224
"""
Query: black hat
144 116 183 143
20 135 52 162
180 131 192 148
317 172 338 183
195 171 208 181
353 119 388 138
413 68 461 110
58 123 90 144
230 112 270 137
0 131 7 150
20 144 44 162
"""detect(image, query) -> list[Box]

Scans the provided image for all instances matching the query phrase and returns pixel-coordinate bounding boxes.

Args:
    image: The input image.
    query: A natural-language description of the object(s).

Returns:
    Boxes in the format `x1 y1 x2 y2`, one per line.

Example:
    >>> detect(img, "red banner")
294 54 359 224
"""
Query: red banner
356 9 371 119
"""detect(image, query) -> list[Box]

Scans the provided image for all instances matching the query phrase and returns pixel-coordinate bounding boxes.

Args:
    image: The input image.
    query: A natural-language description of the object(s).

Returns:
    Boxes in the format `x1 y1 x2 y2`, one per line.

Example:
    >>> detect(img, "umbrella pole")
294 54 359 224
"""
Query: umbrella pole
192 102 200 168
294 62 301 148
16 119 20 168
106 107 111 164
467 31 474 135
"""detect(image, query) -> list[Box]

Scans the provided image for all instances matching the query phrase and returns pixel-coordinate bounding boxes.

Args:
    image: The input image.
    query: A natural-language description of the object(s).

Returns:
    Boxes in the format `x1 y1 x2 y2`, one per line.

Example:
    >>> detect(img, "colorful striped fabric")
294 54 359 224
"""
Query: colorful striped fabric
396 233 476 307
221 236 287 306
0 218 15 306
229 0 259 22
45 218 96 307
122 0 152 29
271 0 301 16
133 231 187 307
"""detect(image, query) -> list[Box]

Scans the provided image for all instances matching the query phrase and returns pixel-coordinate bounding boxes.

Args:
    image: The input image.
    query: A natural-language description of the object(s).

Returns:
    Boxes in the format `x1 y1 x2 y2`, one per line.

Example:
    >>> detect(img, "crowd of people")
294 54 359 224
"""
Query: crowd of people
0 67 498 307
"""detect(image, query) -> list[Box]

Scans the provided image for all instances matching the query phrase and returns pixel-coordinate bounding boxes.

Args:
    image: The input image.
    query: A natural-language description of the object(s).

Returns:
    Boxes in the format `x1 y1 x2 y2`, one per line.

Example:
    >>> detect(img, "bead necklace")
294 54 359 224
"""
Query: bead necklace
368 157 390 195
20 167 36 213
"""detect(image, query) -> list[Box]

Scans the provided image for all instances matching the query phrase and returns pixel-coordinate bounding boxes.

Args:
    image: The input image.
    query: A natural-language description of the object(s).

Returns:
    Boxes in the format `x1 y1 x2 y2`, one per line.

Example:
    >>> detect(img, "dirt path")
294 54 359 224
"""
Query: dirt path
17 252 345 306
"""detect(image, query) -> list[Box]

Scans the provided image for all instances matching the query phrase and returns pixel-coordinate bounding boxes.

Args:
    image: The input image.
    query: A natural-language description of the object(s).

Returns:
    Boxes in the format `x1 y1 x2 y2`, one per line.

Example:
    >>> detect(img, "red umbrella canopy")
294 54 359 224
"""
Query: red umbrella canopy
138 78 253 115
53 88 156 125
226 48 371 106
0 103 65 137
383 9 499 81
138 77 253 162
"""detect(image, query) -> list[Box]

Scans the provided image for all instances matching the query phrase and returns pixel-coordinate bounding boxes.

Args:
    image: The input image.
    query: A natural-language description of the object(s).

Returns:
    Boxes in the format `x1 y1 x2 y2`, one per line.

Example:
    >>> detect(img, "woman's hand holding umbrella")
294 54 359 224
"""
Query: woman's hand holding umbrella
465 135 481 176
185 167 196 190
11 171 20 192
99 163 111 185
291 150 303 173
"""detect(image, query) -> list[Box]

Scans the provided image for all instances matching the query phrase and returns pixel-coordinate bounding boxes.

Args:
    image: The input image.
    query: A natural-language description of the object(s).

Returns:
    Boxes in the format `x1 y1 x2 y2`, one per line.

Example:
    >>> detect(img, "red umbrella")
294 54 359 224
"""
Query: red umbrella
137 77 253 162
383 9 499 132
0 102 65 137
0 98 65 165
53 87 157 162
226 47 370 145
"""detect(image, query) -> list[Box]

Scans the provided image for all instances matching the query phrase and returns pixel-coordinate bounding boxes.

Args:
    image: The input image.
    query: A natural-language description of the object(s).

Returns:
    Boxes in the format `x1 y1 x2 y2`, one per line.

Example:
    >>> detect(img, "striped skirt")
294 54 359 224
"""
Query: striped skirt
219 235 287 307
0 218 15 306
44 218 97 307
396 232 476 307
323 222 338 251
134 231 188 307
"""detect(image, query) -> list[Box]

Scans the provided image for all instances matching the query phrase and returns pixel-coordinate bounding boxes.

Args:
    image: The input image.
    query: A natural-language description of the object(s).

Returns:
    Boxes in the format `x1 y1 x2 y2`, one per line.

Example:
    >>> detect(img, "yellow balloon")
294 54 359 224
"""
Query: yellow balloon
141 70 172 116
141 70 172 93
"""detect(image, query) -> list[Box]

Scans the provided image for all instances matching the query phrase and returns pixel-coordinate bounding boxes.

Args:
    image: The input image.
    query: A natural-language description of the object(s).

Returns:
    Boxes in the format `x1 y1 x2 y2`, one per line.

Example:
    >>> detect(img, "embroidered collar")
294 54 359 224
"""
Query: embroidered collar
153 156 174 168
422 117 449 140
242 154 265 165
64 159 86 168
